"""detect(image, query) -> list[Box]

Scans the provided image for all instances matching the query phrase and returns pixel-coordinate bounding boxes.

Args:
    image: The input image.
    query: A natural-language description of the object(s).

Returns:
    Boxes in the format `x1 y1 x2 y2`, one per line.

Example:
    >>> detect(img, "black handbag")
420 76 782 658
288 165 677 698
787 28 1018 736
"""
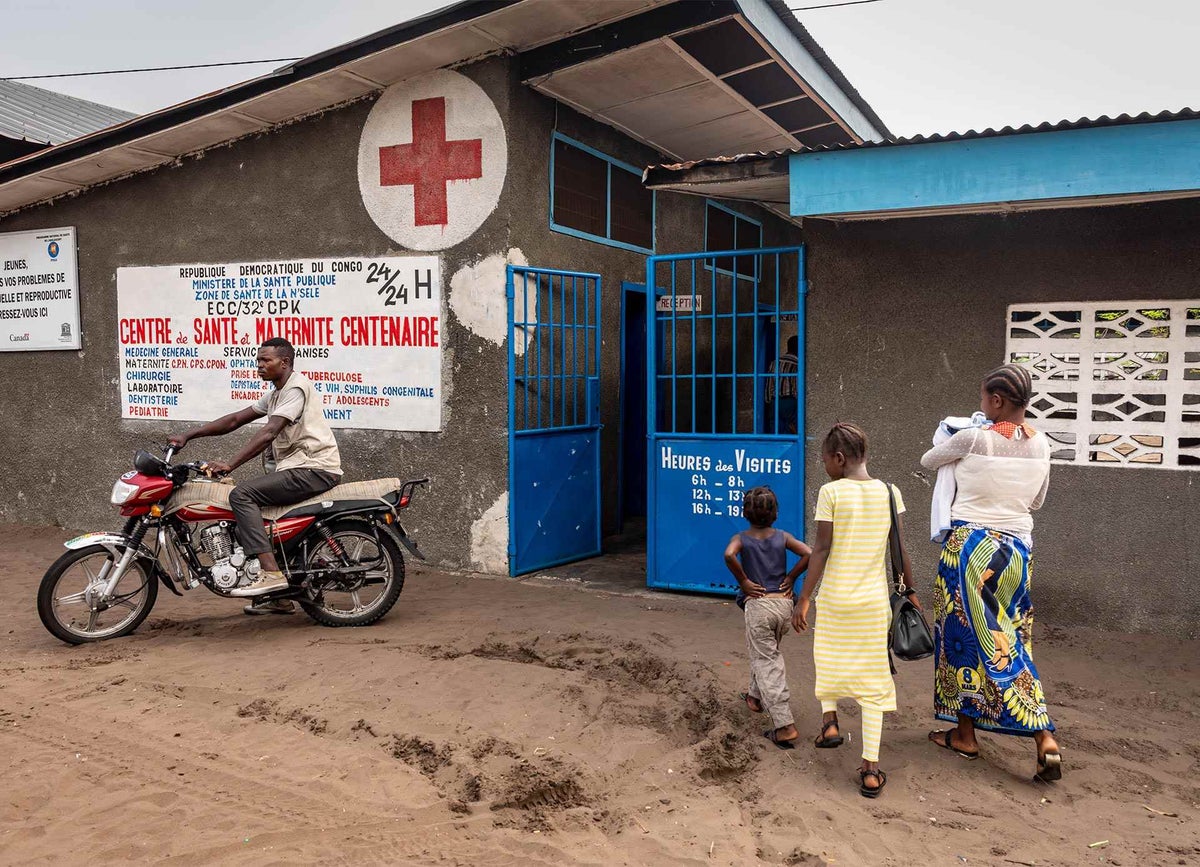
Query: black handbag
886 482 934 664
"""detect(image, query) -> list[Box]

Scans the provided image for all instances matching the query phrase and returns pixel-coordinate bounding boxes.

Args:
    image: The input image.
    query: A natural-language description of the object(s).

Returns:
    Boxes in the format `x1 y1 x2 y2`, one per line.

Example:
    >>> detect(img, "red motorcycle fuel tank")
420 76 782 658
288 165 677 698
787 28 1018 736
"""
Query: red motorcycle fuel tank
174 503 237 522
171 507 313 541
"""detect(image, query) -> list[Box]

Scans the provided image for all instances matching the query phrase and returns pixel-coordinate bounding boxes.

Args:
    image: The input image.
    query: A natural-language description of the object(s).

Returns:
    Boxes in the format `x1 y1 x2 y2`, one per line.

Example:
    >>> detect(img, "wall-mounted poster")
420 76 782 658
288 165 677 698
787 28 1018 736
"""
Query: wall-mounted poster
0 226 80 351
117 256 442 431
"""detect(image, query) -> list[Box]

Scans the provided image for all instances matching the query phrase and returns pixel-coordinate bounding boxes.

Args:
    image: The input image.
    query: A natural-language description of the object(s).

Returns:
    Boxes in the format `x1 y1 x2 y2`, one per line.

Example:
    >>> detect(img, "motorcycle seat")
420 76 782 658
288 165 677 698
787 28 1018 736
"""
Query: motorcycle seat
165 477 403 521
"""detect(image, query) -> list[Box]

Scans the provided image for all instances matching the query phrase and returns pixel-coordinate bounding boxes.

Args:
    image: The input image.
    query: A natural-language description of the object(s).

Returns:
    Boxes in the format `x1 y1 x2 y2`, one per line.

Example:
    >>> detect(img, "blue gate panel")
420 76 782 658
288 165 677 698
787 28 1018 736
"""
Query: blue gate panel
511 430 602 574
507 265 602 576
645 247 806 594
649 437 804 593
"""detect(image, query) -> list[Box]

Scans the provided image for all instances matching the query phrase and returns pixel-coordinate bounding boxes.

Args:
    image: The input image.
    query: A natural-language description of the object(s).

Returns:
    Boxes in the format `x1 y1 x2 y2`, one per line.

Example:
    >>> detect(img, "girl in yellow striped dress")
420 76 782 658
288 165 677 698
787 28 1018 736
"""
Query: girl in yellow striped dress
793 422 918 798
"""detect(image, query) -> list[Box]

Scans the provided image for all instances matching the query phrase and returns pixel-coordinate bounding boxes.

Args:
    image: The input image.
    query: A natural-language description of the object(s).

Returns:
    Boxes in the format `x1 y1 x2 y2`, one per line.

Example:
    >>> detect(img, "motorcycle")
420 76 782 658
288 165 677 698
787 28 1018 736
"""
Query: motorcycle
37 444 428 644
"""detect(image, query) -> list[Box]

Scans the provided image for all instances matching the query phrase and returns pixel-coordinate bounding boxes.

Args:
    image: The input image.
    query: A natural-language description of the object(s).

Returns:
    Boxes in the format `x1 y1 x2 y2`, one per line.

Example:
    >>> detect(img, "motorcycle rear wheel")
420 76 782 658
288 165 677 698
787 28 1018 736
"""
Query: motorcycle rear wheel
298 517 405 627
37 544 158 644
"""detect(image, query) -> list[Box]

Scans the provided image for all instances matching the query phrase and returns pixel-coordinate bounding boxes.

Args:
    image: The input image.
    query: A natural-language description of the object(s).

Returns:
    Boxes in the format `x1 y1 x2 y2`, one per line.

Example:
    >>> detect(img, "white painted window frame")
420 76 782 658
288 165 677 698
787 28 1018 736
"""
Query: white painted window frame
1006 300 1200 470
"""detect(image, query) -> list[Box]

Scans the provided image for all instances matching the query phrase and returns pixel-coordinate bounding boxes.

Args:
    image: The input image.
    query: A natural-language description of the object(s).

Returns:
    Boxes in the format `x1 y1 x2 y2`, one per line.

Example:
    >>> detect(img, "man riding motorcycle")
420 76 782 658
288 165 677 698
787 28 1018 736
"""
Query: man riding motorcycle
169 336 341 613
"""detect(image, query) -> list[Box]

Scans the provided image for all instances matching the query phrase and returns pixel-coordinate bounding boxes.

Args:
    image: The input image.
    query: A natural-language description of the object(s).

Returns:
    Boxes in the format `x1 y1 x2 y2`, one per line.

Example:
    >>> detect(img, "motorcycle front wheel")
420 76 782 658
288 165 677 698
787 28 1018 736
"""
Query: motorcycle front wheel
37 544 158 644
298 517 405 627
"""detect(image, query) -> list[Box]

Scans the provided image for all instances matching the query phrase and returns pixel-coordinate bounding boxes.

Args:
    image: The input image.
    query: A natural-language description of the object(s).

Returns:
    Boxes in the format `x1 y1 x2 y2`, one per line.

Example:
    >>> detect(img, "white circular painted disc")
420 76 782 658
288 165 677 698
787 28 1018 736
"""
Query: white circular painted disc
358 69 507 251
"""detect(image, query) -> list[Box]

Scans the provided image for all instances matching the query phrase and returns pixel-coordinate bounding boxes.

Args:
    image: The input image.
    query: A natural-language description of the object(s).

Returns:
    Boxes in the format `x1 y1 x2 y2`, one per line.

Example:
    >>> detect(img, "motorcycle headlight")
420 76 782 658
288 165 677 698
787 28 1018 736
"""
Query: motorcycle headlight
111 480 139 504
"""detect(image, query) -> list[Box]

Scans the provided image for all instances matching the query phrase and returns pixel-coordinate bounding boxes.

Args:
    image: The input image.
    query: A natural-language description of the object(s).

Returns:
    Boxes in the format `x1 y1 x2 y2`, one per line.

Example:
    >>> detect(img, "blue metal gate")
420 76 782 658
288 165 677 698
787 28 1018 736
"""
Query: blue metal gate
646 247 806 593
506 265 602 575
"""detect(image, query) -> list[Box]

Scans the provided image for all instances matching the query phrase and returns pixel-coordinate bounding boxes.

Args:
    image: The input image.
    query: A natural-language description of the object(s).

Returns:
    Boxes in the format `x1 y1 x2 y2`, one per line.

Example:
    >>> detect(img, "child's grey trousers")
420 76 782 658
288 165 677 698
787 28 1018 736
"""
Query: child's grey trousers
744 596 795 729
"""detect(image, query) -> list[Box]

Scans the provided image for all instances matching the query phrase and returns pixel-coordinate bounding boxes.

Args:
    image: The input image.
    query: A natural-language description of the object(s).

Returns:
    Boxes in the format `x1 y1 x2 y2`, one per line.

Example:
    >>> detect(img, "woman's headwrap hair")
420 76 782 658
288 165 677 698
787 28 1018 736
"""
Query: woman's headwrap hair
983 363 1033 408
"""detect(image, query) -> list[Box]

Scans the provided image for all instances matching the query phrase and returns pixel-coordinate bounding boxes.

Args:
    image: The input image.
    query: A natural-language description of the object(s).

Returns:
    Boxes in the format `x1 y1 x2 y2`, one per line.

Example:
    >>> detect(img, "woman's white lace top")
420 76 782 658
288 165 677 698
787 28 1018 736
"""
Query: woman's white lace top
919 427 1051 538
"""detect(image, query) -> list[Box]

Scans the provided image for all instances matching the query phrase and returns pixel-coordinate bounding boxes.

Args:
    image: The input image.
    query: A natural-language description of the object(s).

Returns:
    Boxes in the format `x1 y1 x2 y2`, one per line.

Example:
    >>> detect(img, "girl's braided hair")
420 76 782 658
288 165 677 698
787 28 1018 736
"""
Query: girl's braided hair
823 421 868 461
743 486 778 527
982 363 1033 408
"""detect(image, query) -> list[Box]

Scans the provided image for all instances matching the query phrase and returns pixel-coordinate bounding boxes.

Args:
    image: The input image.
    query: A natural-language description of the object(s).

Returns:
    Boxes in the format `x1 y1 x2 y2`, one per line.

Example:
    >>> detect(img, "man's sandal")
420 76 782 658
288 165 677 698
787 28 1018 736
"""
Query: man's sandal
1035 751 1063 782
859 768 887 799
928 729 979 759
814 719 844 749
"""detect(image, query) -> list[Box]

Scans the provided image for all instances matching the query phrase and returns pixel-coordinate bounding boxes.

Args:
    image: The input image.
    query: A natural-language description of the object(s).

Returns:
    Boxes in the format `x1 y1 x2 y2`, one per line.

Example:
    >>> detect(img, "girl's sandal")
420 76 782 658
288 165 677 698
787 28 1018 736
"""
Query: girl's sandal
1035 751 1063 782
814 719 844 749
858 768 887 799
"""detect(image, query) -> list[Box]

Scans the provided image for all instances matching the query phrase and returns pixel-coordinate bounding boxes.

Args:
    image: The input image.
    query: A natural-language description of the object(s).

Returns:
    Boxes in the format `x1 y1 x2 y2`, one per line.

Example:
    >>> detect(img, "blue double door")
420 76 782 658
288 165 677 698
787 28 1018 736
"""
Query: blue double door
505 248 806 592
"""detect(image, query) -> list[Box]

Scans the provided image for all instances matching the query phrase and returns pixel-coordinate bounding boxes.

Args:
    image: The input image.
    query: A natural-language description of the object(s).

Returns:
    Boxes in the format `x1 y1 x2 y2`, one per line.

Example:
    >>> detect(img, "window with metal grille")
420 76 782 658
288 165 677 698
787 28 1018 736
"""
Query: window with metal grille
1005 301 1200 469
550 133 654 254
705 200 762 280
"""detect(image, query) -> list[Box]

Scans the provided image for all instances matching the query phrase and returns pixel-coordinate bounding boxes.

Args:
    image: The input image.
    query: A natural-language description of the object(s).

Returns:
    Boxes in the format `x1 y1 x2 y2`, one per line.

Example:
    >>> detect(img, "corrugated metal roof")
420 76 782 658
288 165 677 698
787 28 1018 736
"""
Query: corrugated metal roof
650 107 1200 172
0 79 136 145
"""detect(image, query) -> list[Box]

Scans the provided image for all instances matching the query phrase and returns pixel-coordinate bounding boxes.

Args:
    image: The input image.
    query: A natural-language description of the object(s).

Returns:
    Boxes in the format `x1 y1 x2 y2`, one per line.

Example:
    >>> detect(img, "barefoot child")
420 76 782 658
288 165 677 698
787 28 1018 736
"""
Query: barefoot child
792 423 919 797
724 486 812 749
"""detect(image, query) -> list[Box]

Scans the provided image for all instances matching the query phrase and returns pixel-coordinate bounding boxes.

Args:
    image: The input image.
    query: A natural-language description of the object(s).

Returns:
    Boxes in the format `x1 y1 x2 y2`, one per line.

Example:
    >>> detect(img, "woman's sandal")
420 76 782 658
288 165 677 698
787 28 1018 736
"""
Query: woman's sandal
858 768 887 799
814 719 844 749
1035 751 1063 782
928 729 979 759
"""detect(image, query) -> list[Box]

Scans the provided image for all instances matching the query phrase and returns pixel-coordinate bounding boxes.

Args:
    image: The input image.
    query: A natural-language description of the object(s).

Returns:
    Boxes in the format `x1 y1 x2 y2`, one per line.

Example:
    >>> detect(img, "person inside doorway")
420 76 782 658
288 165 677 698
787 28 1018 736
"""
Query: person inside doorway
168 337 342 613
765 335 799 434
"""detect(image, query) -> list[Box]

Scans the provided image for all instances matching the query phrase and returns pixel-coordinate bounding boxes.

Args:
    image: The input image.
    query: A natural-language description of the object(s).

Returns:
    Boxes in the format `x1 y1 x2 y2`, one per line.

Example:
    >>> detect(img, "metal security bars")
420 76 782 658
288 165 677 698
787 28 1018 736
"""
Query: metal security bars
507 267 600 433
645 247 806 595
648 247 806 439
506 265 602 575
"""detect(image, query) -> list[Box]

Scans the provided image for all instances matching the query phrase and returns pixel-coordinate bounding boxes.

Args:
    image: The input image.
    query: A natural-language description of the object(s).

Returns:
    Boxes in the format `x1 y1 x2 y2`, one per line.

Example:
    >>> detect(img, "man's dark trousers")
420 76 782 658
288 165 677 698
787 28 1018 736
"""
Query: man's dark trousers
229 469 340 556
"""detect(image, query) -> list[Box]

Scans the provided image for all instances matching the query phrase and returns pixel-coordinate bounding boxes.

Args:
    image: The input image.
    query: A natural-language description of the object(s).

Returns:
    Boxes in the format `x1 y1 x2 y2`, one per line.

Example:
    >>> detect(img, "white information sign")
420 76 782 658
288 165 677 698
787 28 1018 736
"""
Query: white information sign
656 295 703 313
117 256 442 431
0 226 80 351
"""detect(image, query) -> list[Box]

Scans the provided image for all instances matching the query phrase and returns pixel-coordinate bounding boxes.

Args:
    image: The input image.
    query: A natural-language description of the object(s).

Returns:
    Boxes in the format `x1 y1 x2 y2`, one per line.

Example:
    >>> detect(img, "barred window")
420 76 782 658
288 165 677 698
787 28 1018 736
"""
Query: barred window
550 133 654 254
705 200 762 279
1006 301 1200 469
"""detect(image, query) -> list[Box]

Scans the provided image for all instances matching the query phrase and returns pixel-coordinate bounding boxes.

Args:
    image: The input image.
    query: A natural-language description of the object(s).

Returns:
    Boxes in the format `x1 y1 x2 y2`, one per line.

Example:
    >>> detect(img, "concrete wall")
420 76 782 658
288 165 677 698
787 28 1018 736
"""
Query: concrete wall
803 199 1200 638
0 54 799 571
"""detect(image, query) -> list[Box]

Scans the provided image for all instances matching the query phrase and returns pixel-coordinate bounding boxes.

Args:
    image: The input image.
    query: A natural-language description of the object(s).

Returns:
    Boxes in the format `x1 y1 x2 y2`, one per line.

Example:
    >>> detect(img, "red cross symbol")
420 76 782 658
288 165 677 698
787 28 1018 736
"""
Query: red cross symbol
378 97 483 227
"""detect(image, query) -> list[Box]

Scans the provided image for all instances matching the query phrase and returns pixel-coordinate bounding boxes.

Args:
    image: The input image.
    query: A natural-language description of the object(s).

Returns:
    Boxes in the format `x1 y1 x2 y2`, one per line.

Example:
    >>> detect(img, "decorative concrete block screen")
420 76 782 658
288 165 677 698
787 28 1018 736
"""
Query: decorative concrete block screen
1006 301 1200 469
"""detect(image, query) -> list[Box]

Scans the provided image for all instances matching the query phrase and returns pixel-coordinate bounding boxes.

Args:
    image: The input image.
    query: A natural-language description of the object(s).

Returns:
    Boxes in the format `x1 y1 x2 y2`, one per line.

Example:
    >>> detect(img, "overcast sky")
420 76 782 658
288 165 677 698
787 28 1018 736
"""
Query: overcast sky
1 0 1196 138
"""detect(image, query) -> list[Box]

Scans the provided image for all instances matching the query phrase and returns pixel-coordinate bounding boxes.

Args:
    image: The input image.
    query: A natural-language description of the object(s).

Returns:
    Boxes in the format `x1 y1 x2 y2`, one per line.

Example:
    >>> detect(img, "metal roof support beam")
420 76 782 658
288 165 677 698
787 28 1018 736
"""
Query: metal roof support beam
740 0 885 142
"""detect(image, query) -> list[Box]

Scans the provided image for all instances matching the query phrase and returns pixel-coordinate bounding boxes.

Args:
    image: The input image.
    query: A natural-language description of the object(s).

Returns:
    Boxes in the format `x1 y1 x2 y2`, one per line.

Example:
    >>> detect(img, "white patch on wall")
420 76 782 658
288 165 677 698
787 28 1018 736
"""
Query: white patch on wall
470 492 509 575
357 68 507 251
1006 300 1200 469
448 248 532 352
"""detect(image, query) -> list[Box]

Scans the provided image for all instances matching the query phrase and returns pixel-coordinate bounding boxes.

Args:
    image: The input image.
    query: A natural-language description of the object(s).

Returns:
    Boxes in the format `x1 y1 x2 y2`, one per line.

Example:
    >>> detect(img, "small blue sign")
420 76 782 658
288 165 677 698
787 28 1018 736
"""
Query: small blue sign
47 240 60 260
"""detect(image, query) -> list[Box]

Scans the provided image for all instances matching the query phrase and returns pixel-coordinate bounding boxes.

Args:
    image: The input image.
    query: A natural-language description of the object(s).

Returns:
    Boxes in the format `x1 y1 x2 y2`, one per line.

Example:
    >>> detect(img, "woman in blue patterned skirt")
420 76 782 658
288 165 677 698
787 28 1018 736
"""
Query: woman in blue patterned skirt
920 364 1062 782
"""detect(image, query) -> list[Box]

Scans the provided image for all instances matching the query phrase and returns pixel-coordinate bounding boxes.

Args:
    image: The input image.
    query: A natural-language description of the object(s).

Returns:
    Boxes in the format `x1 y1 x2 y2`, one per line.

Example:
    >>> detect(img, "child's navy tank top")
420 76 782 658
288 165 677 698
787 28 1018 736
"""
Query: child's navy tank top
739 530 787 593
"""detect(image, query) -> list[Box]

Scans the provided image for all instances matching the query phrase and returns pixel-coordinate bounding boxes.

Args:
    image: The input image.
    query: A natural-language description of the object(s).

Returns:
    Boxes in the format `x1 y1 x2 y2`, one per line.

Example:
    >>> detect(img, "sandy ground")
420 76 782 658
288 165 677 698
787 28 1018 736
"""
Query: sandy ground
1 523 1198 867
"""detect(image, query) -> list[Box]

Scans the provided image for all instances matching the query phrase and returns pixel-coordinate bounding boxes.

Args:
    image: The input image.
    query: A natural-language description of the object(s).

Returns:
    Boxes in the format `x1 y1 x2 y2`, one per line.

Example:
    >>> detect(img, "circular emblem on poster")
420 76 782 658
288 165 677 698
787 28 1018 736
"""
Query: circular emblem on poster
357 69 507 251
